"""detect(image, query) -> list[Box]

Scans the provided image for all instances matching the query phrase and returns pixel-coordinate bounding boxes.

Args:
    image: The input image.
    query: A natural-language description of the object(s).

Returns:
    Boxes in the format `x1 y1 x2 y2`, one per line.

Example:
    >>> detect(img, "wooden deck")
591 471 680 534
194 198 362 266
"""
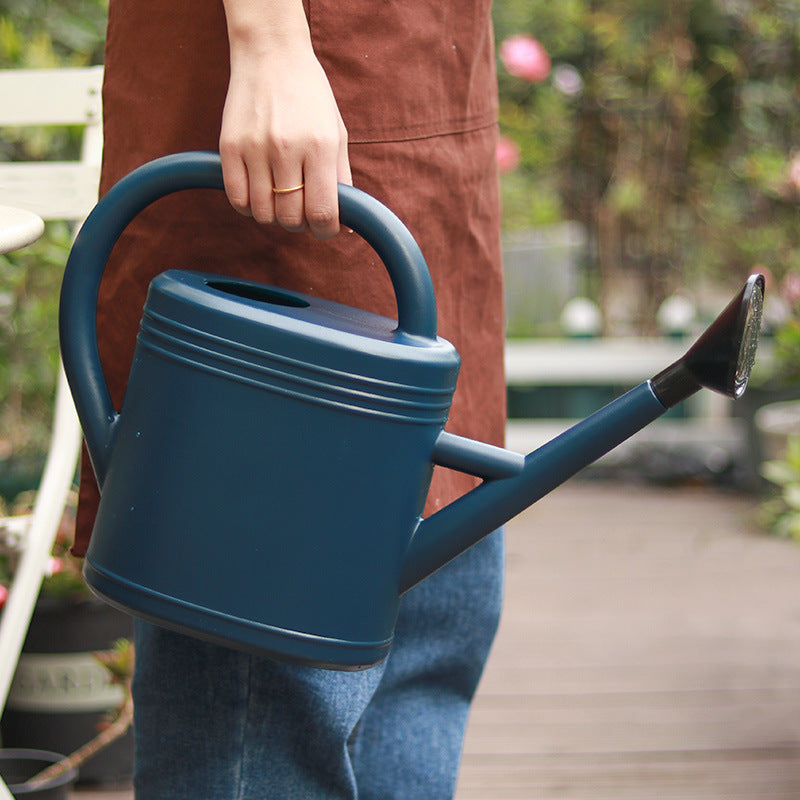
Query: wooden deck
455 482 800 799
72 482 800 799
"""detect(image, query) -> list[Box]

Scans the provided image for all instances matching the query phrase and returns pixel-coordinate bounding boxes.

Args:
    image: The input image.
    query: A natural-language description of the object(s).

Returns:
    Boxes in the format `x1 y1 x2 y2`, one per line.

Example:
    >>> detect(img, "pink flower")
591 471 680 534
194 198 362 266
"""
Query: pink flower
755 266 774 292
781 271 800 308
499 34 551 83
496 136 521 173
46 557 64 577
0 584 8 609
788 154 800 195
552 64 584 96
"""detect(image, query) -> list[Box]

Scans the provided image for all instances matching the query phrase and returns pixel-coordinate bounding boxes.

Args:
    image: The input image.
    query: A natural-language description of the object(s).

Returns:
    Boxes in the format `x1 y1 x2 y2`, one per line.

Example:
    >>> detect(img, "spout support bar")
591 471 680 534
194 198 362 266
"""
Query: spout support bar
432 431 525 479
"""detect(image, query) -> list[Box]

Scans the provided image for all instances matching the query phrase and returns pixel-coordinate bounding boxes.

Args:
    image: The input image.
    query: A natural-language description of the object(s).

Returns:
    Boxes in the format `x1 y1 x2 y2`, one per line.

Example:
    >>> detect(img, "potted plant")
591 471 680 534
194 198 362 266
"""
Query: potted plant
760 434 800 541
0 491 134 787
731 272 800 488
0 749 78 800
0 638 133 798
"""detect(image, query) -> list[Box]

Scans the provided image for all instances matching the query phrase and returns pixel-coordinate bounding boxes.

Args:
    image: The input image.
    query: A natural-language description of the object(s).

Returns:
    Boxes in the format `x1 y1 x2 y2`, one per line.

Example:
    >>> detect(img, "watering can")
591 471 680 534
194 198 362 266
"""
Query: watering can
60 151 765 670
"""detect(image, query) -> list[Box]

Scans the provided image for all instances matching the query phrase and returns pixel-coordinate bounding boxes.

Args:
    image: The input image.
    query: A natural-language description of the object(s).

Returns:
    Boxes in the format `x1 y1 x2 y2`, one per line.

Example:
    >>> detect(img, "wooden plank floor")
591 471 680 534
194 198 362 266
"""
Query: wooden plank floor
455 482 800 799
72 482 800 799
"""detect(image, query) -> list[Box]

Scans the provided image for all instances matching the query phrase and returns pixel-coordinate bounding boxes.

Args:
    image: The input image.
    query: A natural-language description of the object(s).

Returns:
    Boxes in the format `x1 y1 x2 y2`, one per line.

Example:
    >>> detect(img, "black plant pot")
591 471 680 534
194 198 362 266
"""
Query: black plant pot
0 454 47 506
0 749 78 799
1 598 133 787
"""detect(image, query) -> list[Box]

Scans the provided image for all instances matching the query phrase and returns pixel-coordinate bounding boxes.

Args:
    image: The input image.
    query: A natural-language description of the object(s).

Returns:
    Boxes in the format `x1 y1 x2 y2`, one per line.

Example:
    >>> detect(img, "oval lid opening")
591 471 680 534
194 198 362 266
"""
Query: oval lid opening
206 279 310 309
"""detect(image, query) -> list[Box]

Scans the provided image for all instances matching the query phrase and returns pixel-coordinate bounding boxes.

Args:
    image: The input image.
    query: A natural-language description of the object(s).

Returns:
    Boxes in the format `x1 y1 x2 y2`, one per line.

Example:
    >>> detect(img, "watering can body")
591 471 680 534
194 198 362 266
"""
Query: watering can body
60 152 764 669
84 268 460 667
61 151 517 668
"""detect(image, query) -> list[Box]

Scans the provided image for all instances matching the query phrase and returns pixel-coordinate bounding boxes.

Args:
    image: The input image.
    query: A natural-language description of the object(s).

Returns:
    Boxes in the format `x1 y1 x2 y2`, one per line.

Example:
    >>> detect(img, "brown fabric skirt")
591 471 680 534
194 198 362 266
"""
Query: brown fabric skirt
73 1 505 556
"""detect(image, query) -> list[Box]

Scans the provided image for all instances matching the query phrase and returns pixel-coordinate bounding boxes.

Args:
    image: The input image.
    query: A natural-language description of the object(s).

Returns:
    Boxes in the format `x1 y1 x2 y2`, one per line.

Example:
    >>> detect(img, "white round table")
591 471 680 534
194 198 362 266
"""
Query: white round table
0 205 45 254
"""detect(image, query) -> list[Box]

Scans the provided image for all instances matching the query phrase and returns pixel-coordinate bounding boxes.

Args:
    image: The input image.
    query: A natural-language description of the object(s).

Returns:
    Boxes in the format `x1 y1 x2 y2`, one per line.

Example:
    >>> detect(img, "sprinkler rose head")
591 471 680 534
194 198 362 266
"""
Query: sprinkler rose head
651 274 765 408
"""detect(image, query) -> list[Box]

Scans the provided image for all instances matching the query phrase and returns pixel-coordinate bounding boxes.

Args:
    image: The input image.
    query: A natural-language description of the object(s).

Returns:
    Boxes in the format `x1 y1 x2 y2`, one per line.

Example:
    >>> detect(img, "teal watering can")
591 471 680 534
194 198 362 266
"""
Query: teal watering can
59 152 765 669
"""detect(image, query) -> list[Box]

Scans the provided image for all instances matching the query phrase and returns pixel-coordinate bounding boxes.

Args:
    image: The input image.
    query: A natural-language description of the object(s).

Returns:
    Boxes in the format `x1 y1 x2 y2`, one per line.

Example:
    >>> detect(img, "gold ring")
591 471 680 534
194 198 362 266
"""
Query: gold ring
272 183 305 195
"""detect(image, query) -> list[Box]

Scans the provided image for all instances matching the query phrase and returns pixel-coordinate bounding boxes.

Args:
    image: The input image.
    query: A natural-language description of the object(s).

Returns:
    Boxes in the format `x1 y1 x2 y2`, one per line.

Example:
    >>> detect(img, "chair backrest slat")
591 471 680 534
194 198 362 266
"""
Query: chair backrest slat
0 66 104 220
0 66 103 128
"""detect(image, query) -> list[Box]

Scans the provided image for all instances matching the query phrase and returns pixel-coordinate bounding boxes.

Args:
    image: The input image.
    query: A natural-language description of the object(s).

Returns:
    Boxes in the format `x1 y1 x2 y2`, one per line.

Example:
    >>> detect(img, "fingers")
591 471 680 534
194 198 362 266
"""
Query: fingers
221 112 349 240
221 140 346 240
269 136 309 233
219 148 252 218
278 137 341 240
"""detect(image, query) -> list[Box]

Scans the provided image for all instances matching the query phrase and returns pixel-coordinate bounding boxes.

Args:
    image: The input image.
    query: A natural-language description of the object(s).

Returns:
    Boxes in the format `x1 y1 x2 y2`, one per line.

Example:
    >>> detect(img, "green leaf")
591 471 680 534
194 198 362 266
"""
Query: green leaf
785 485 800 511
761 460 800 487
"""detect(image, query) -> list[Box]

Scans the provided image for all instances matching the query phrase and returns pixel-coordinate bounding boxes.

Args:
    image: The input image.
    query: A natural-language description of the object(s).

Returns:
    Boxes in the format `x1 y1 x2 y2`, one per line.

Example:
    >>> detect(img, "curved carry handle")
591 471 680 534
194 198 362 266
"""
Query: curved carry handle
59 150 438 488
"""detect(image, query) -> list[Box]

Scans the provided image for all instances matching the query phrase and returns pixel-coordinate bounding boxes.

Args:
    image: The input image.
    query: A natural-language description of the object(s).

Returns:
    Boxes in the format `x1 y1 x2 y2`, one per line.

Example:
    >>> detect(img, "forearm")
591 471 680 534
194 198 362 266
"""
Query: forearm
222 0 312 56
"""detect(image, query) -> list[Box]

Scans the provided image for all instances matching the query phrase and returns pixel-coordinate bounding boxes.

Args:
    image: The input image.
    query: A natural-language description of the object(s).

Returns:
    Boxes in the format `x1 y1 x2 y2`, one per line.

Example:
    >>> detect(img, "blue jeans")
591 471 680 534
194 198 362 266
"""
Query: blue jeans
132 529 504 799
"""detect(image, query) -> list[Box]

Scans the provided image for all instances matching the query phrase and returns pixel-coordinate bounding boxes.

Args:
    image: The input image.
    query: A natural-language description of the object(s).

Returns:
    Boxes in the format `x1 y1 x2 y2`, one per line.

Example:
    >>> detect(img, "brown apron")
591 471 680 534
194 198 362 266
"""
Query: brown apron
74 0 505 555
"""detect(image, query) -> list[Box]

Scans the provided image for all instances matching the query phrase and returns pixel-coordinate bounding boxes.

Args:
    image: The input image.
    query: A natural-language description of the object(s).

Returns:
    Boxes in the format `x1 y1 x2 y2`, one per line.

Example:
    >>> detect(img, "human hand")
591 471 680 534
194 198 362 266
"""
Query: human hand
219 2 350 240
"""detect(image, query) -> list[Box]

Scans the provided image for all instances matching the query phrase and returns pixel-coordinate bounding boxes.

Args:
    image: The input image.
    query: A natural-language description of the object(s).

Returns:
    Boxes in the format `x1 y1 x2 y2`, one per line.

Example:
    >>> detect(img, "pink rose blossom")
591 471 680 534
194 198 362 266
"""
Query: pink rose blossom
499 34 551 83
788 154 800 194
781 271 800 308
496 136 521 173
0 584 8 609
46 557 64 577
754 266 774 292
552 64 584 96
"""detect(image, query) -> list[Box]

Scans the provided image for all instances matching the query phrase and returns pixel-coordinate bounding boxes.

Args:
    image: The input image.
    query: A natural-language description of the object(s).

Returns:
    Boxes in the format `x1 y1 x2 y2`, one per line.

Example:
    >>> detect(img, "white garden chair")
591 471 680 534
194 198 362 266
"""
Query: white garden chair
0 66 103 800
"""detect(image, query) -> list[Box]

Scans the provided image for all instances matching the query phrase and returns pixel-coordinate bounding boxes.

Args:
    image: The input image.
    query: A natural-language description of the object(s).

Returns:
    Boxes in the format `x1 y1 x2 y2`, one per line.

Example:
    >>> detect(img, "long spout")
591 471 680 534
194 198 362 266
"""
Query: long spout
399 274 765 594
400 381 667 592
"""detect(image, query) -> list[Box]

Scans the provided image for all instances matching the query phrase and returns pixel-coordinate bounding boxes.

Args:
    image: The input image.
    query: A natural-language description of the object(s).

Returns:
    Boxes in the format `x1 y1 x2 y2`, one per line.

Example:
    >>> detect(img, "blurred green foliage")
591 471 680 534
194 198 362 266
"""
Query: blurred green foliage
0 0 106 457
0 223 75 454
0 0 106 68
494 0 800 329
760 436 800 540
773 317 800 385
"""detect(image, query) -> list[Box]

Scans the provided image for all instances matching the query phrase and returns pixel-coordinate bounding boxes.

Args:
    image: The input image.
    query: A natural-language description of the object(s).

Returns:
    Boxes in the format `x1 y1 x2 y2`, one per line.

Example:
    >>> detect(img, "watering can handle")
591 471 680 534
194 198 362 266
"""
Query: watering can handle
59 151 438 486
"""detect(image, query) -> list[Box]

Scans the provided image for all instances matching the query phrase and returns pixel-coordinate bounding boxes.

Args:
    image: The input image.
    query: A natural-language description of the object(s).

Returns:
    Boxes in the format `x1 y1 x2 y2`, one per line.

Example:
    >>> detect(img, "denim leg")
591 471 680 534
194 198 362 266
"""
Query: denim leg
132 530 503 800
349 529 504 800
133 621 387 800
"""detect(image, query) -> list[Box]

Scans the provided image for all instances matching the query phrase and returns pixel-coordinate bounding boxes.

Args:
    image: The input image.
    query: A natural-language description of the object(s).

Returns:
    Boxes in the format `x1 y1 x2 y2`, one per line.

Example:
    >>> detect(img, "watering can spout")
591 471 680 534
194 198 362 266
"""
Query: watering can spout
399 274 766 594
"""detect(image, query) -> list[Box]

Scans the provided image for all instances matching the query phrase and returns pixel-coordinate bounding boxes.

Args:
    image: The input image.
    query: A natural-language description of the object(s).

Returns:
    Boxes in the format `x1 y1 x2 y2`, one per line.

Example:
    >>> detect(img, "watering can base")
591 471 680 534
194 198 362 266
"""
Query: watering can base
82 559 391 671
